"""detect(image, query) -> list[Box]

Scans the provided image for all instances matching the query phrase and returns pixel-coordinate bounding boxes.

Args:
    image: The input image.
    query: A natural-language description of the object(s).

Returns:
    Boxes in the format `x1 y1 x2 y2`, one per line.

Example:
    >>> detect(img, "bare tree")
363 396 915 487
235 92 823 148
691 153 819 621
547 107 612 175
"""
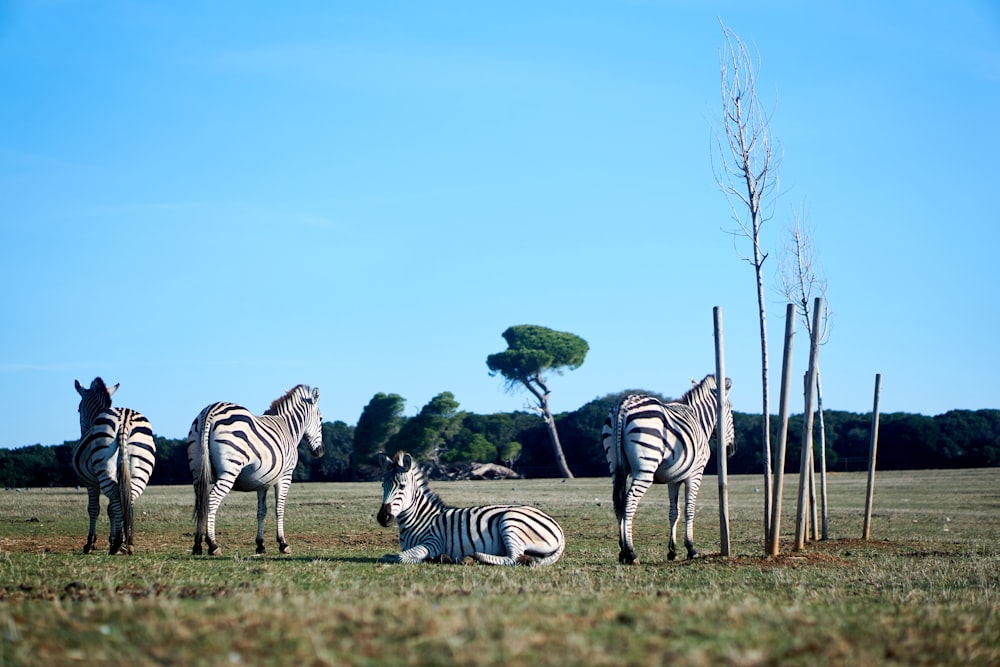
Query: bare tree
778 205 832 539
713 21 781 539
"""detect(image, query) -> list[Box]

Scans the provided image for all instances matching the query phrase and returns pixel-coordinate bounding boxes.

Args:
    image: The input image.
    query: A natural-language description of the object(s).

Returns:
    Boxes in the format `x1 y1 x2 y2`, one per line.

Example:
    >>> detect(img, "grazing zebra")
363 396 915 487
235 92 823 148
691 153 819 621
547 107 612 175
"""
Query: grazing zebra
73 377 157 555
602 374 735 565
188 384 324 556
376 451 565 566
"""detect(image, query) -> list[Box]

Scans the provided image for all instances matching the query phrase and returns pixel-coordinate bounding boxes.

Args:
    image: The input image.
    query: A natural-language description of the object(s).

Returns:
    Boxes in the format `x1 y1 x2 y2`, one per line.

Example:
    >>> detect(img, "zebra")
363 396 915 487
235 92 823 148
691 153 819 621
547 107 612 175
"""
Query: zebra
73 377 157 555
602 374 735 565
376 451 565 566
188 384 324 556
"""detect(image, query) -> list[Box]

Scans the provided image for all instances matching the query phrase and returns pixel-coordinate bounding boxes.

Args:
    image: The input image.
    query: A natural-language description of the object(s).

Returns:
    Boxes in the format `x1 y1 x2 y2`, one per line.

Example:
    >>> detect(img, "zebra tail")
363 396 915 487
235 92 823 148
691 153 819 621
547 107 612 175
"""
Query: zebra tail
117 416 134 549
611 402 627 521
524 540 565 567
192 410 213 524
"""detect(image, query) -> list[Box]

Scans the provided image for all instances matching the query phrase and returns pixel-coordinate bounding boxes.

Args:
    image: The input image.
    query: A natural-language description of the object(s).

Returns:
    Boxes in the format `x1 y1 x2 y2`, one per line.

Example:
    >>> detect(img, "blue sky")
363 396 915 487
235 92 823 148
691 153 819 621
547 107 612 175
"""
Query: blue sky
2 1 998 448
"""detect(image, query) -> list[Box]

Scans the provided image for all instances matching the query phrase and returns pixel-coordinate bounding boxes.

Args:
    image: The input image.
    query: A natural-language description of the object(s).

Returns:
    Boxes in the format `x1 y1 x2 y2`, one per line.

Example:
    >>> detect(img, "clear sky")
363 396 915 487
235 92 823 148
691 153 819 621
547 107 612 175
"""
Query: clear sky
2 1 998 448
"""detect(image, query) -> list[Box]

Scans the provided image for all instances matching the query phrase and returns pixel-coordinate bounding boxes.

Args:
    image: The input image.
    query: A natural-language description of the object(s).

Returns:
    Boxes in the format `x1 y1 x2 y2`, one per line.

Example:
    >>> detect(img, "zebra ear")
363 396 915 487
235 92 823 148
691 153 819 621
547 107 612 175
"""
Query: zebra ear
725 378 732 391
400 453 413 471
75 379 85 396
311 387 320 402
377 453 392 469
107 383 119 398
691 378 697 386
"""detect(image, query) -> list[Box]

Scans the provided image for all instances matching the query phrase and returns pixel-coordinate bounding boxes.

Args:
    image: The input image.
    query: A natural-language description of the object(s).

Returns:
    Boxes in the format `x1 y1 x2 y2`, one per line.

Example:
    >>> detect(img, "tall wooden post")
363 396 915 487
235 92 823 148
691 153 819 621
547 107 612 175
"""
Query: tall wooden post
862 374 883 540
794 298 823 551
766 303 796 556
713 306 731 557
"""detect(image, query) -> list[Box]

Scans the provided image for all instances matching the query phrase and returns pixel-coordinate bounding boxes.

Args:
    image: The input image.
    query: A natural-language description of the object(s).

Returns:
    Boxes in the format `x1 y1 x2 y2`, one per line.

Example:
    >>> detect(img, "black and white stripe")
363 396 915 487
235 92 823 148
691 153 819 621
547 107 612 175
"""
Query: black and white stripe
187 384 324 556
602 374 735 565
376 451 565 566
73 377 156 555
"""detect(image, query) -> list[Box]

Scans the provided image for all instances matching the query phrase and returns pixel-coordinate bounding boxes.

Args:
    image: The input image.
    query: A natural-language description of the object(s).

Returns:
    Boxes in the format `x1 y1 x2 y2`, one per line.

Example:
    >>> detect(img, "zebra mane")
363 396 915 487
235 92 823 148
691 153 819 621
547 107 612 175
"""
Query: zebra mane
264 384 310 415
393 451 450 510
678 374 716 405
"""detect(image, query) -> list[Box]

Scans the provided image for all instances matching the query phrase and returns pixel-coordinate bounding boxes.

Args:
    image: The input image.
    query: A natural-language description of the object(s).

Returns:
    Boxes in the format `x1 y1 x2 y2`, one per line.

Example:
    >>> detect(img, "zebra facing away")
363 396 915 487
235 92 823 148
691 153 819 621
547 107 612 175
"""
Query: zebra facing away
377 451 565 566
188 385 323 556
73 377 157 555
602 374 735 565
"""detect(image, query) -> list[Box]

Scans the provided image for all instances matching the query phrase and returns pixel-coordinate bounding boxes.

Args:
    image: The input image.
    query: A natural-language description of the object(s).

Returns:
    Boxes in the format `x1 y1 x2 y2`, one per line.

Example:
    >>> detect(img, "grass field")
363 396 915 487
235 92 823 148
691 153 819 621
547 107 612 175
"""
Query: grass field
1 468 998 666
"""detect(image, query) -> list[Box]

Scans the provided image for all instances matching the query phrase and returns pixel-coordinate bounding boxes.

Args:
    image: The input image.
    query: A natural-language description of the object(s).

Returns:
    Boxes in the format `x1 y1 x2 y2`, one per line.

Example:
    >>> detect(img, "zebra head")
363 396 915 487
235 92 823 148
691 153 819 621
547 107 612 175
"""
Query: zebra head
74 377 118 436
721 377 736 457
377 451 418 527
300 386 324 458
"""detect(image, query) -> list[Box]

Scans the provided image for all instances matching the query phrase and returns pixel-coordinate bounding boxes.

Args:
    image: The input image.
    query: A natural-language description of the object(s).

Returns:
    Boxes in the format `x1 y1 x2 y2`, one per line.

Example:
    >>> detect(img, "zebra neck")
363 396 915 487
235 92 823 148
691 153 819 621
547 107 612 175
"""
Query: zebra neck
272 407 306 442
685 387 719 438
397 483 448 534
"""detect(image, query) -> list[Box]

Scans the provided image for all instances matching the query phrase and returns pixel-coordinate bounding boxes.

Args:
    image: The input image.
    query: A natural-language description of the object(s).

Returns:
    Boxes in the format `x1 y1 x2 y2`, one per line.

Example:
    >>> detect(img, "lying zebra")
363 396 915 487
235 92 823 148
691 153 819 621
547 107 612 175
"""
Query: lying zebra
376 451 565 566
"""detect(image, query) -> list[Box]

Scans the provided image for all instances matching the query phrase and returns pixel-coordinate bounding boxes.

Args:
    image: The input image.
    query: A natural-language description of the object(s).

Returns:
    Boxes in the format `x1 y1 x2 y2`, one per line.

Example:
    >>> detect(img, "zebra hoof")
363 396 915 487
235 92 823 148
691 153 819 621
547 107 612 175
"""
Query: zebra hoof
687 549 699 560
279 544 291 555
256 543 266 555
618 550 639 565
192 544 203 556
208 544 221 556
83 543 96 555
668 551 677 561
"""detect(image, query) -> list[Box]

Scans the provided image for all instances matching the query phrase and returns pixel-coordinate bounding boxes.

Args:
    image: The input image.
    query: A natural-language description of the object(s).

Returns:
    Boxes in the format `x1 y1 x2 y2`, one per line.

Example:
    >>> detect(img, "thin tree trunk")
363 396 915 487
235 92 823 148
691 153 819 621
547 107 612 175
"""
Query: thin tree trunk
755 249 772 539
524 376 574 479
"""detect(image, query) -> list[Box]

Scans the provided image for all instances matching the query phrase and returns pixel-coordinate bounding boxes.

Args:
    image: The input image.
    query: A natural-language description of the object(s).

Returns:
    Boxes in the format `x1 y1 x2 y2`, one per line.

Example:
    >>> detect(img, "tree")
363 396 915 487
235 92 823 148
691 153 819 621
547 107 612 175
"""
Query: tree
713 21 782 537
318 420 355 481
486 324 588 478
778 204 832 538
388 392 463 461
352 393 405 479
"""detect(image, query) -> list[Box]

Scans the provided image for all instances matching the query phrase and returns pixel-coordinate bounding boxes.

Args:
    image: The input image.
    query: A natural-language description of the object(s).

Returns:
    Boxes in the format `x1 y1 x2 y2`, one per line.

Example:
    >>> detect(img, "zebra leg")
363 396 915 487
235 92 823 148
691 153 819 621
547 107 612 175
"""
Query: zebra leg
103 481 126 555
84 486 100 554
274 478 292 554
381 544 432 564
255 488 268 554
667 482 681 561
619 478 651 565
205 480 232 556
683 476 703 559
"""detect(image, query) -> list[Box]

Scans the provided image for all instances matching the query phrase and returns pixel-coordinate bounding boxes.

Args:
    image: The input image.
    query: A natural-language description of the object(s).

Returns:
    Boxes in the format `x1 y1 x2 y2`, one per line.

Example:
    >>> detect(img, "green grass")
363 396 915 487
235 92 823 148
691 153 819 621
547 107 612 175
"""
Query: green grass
1 469 998 666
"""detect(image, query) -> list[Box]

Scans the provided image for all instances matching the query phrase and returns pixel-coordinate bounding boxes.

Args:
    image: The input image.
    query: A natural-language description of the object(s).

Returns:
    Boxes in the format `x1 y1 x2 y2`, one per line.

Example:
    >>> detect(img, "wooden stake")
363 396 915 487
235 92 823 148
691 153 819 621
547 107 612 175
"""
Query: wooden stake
714 306 731 557
862 374 883 540
794 298 823 551
766 304 796 556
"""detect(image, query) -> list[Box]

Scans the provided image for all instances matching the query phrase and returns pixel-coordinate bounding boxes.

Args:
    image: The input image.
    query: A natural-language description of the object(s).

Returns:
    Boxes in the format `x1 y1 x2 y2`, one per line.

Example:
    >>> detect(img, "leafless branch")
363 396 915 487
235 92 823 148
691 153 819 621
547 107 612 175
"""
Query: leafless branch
777 203 833 344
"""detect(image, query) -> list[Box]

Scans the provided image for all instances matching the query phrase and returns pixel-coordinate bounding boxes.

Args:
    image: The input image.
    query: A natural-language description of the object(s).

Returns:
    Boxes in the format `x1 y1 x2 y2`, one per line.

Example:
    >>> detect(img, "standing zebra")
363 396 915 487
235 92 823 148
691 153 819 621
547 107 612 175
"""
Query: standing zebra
377 451 565 566
602 374 735 565
188 384 324 556
73 377 157 555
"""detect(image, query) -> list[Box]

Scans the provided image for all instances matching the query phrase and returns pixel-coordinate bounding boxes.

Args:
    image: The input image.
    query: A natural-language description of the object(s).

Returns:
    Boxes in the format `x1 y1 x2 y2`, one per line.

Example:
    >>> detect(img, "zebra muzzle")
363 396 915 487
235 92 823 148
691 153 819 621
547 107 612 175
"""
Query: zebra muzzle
376 505 395 527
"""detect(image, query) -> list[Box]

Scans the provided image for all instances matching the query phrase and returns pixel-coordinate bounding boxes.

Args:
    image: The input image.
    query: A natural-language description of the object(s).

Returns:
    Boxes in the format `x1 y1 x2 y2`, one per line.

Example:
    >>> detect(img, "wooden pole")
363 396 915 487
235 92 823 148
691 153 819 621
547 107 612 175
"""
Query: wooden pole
794 298 823 551
862 373 883 540
816 366 830 540
713 306 731 557
766 303 796 557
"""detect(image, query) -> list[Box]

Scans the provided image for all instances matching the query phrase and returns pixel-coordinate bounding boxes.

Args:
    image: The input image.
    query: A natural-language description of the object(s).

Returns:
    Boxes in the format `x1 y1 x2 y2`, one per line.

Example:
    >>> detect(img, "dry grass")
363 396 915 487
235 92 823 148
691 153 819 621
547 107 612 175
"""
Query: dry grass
1 468 998 666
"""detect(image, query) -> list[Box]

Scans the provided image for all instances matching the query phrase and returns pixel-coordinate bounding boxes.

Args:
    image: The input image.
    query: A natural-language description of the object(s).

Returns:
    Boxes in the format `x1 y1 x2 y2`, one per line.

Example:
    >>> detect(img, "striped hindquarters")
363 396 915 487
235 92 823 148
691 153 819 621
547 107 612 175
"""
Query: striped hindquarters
188 402 300 491
604 394 709 487
436 504 566 565
74 407 156 498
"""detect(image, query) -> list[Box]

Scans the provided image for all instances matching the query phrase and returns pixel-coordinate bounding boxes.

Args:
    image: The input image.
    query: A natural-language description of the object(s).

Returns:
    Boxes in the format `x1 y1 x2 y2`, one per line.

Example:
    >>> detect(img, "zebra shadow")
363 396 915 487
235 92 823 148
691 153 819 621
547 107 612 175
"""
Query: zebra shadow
169 553 382 564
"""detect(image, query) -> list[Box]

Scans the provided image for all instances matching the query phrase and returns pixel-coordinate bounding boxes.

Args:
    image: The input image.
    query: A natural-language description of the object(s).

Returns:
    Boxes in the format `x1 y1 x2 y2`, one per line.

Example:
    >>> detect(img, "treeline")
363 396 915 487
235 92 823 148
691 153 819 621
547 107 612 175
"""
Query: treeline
2 390 998 488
